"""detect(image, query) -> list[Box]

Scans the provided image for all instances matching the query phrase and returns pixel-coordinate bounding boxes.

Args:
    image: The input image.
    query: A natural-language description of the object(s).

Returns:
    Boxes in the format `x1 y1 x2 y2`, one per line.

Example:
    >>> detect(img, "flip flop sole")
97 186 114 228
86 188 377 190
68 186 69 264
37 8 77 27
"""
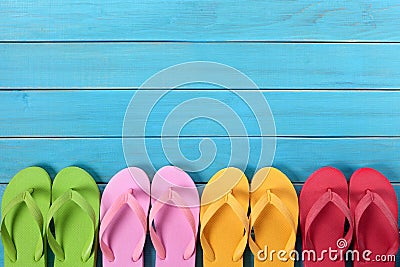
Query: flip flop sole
51 167 100 267
350 168 398 267
200 167 249 267
2 167 51 267
100 167 150 267
300 167 349 267
250 167 298 267
151 166 199 267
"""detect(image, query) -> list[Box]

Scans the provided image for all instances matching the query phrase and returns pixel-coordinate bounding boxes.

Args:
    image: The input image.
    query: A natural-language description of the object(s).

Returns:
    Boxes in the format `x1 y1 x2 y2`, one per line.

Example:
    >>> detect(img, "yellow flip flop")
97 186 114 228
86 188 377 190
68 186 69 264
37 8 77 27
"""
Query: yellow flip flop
249 167 299 267
200 167 249 267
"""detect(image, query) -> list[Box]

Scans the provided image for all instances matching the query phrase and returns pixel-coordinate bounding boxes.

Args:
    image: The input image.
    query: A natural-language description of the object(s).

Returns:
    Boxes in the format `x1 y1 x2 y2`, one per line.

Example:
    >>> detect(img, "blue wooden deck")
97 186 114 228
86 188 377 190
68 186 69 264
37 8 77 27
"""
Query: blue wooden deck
1 1 400 266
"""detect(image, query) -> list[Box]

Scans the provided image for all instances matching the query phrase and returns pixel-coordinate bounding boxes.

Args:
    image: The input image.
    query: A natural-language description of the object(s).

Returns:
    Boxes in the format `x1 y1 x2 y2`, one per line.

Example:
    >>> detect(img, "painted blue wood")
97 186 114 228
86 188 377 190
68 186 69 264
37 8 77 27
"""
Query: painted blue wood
0 137 400 183
2 43 400 89
0 90 399 137
0 0 399 42
1 1 400 266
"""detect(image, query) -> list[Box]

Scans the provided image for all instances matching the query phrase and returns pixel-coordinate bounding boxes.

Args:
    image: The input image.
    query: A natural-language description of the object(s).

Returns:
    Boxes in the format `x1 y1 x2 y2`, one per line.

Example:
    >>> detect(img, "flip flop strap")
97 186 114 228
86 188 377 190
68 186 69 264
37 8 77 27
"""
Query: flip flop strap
200 192 249 262
354 190 398 255
99 189 147 262
46 189 97 262
149 188 197 260
249 190 297 255
304 189 353 250
1 189 44 262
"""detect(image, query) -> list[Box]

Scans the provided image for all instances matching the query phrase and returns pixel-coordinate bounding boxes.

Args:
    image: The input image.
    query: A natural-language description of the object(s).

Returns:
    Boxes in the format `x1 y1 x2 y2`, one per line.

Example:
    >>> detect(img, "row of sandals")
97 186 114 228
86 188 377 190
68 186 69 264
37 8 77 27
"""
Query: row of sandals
1 166 398 266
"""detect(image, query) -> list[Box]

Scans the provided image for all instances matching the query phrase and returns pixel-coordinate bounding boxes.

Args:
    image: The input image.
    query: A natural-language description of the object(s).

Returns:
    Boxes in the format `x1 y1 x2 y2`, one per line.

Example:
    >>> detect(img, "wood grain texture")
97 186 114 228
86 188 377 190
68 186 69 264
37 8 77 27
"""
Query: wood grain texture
0 0 400 42
2 43 400 89
0 90 399 137
2 1 400 266
0 137 400 183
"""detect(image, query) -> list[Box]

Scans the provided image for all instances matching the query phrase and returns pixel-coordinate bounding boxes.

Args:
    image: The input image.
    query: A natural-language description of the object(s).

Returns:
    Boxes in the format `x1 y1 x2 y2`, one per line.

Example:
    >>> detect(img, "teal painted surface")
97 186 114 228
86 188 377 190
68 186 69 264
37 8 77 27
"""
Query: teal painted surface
0 0 399 41
0 137 400 183
1 0 400 266
0 90 399 137
2 43 400 89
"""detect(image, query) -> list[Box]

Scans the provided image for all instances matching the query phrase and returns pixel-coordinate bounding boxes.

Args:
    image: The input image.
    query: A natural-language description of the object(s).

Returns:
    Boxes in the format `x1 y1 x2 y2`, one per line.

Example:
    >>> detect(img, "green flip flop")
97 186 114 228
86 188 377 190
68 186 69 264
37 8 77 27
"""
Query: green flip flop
46 167 100 267
1 167 51 267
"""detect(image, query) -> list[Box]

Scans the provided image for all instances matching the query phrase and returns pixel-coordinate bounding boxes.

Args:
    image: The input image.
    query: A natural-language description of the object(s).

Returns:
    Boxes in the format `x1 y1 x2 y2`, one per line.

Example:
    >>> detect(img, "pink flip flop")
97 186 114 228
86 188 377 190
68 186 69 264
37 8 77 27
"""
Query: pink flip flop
350 168 399 267
300 167 354 267
99 167 150 267
149 166 200 267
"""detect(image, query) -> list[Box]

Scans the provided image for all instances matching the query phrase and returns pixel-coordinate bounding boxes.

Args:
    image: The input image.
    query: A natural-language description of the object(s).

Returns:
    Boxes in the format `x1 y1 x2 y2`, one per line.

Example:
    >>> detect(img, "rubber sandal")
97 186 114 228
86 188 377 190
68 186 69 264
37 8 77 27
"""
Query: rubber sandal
200 167 249 267
249 167 298 267
46 167 100 267
1 167 51 267
100 167 150 267
149 166 199 267
350 168 399 267
300 167 353 267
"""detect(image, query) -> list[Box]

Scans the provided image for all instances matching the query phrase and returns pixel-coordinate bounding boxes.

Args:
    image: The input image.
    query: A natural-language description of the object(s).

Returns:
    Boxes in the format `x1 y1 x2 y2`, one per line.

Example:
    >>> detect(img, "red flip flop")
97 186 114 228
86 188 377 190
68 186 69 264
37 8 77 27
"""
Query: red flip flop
300 167 353 267
350 168 399 267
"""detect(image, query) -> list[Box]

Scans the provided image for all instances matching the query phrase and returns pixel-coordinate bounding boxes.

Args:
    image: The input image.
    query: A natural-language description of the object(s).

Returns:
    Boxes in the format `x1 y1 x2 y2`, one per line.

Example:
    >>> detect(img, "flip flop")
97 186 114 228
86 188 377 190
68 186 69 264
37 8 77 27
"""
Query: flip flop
300 167 353 267
100 167 150 267
1 167 51 267
249 167 298 267
200 167 249 267
46 167 100 267
149 166 199 267
349 168 398 267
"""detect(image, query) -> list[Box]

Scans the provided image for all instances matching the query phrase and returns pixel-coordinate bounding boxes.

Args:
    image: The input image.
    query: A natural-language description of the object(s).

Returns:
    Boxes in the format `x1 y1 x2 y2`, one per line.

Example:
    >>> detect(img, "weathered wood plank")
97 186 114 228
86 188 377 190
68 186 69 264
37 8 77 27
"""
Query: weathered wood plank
2 43 400 89
0 137 399 183
0 0 399 42
0 90 399 137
